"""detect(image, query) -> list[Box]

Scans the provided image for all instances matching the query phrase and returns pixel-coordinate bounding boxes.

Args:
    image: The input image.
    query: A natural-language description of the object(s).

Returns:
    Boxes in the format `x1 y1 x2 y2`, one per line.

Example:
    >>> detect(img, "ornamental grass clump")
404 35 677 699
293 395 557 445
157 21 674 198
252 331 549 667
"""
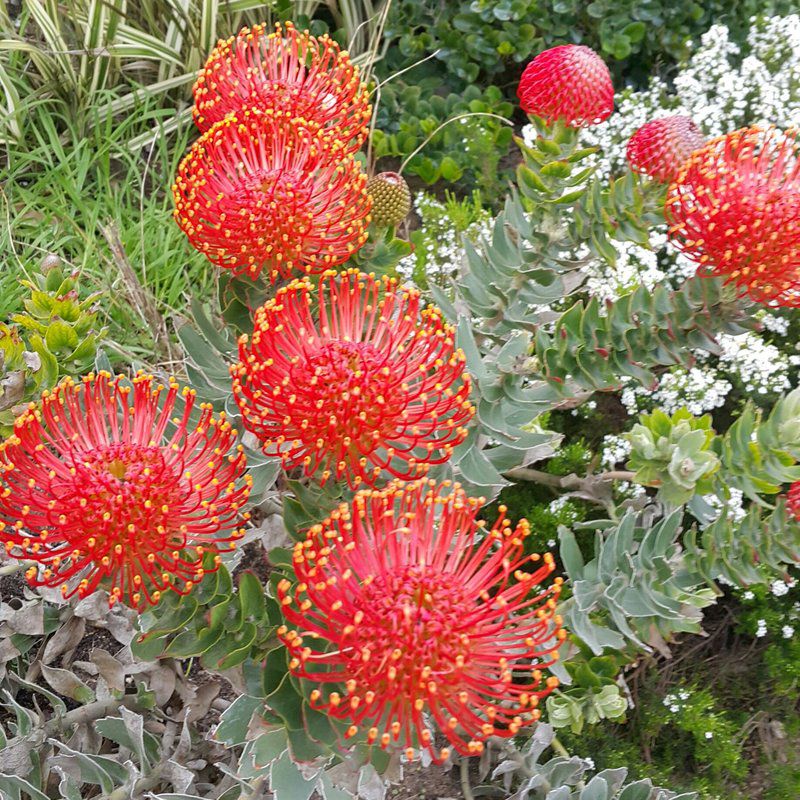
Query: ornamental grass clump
666 125 800 307
277 479 564 761
517 44 614 127
193 21 371 153
231 270 474 487
172 109 371 281
0 372 251 609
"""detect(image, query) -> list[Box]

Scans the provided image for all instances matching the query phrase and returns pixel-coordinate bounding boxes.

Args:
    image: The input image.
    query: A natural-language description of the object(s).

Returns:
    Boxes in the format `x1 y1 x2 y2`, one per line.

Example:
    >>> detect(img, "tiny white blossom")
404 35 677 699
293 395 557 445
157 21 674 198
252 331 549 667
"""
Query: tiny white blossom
782 625 795 639
771 580 790 597
705 731 714 739
743 590 755 600
756 619 768 638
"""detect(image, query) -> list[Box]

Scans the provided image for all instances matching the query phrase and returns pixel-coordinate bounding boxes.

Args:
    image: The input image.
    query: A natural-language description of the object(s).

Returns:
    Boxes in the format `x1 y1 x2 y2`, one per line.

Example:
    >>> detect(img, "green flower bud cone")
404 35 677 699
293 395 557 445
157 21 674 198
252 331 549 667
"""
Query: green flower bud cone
367 171 411 227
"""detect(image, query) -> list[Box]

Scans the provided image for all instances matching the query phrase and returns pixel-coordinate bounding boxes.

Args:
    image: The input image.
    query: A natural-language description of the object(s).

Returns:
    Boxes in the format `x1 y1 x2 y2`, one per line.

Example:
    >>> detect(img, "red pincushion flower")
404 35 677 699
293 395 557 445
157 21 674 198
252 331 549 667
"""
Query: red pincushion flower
277 479 564 761
517 45 614 127
0 373 251 609
666 126 800 307
626 115 706 183
173 108 371 282
231 270 474 487
787 481 800 520
193 22 370 153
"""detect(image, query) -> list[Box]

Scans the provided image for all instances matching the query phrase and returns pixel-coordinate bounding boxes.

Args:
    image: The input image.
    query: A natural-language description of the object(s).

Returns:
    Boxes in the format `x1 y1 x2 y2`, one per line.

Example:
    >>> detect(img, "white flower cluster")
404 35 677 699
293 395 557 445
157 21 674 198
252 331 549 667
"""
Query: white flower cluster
716 332 795 396
583 233 668 304
620 367 732 417
663 689 691 714
701 488 746 526
600 434 631 469
771 579 791 598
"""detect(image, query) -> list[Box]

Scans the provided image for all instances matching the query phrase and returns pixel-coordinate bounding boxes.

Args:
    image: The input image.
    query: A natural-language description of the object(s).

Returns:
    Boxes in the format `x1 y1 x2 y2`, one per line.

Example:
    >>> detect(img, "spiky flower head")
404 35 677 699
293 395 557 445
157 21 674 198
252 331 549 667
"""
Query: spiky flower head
277 479 564 761
231 270 474 487
666 126 800 307
0 373 251 609
626 115 706 183
517 45 614 128
193 21 371 153
173 108 371 282
366 172 411 227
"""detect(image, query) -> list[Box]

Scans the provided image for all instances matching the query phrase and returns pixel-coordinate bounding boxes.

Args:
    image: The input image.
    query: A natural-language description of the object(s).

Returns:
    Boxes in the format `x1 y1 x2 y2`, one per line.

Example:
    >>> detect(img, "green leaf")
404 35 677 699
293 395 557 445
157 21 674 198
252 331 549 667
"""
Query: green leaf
558 528 585 578
439 155 463 181
269 750 317 800
238 571 267 622
215 695 264 746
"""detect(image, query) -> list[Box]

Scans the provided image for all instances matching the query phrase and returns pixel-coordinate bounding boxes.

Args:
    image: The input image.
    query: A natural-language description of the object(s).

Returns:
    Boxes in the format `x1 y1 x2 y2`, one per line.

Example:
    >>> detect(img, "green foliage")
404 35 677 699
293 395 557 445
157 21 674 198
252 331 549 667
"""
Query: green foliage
626 409 719 505
0 256 105 433
558 512 717 656
484 722 698 800
382 0 796 88
547 652 629 734
0 98 216 358
557 678 751 799
713 387 800 500
372 82 513 195
406 190 492 290
734 576 800 696
132 560 282 671
438 123 756 497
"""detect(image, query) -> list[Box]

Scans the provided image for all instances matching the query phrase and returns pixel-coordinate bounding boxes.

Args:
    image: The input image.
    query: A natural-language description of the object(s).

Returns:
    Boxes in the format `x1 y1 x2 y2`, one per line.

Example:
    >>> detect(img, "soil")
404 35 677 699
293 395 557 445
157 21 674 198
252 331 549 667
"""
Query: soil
386 761 464 800
0 570 29 605
231 540 272 584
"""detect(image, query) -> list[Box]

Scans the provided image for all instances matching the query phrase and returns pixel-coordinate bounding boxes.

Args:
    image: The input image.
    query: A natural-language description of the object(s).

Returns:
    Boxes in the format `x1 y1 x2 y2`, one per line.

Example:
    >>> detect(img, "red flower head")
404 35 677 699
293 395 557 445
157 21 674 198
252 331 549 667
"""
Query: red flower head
787 481 800 520
626 115 706 183
231 270 474 487
193 21 370 153
666 126 800 307
277 479 565 761
173 108 371 282
0 373 251 609
517 44 613 127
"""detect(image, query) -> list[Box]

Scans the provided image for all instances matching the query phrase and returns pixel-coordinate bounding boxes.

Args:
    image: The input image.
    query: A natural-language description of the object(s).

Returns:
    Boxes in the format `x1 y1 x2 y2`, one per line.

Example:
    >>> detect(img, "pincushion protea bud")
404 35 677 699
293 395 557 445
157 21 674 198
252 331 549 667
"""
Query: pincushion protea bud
277 479 564 761
666 126 800 307
173 108 371 282
231 270 474 487
787 481 800 520
626 115 706 183
517 44 614 128
366 172 411 227
0 373 251 609
193 22 371 153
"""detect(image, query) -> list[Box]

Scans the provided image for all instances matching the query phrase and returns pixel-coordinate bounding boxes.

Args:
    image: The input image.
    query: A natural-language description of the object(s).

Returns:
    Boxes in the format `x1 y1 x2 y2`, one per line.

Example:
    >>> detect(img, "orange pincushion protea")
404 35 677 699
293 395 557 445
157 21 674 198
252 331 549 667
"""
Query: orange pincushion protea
0 373 251 609
193 22 370 153
626 115 706 183
172 108 371 282
231 271 474 487
517 44 614 127
277 479 564 761
666 126 800 307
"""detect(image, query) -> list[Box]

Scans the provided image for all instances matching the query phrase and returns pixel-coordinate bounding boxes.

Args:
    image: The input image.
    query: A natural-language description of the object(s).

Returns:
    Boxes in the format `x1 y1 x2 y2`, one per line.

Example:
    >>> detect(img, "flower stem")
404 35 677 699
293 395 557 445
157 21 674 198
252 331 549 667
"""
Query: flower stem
460 757 476 800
